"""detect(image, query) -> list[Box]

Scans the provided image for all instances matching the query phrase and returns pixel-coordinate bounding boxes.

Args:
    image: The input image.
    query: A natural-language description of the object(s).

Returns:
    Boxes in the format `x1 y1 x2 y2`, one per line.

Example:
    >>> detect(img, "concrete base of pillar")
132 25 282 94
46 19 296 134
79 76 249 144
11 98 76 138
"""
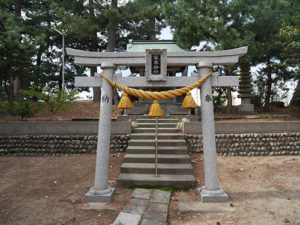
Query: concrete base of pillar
238 104 254 113
85 186 115 202
197 187 229 202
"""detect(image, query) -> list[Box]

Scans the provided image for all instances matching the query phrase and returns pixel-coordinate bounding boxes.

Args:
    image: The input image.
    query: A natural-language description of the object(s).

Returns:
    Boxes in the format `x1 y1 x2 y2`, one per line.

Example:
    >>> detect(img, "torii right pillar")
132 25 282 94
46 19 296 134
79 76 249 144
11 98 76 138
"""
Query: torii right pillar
197 62 229 202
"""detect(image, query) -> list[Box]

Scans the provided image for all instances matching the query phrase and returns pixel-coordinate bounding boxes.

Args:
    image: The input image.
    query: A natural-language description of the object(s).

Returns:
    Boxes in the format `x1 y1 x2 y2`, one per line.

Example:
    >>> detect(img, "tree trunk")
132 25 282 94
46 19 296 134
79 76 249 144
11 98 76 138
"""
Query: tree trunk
225 69 232 113
91 67 101 102
106 0 119 106
15 0 21 16
13 77 20 98
214 88 223 113
36 43 44 78
264 67 272 112
149 17 156 40
106 0 117 52
4 79 9 98
8 74 14 104
13 0 21 99
106 27 116 52
89 0 101 102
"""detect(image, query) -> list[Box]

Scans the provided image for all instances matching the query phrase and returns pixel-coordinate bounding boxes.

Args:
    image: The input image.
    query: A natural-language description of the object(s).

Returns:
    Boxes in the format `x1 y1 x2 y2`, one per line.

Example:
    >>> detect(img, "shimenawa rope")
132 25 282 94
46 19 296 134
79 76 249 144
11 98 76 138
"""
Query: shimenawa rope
100 71 213 100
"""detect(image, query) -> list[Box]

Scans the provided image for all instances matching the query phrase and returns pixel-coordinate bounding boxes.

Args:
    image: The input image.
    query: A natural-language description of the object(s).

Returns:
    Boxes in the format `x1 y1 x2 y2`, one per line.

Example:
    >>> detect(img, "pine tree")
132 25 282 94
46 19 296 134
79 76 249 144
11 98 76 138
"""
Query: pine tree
249 0 299 111
1 0 167 104
0 0 36 104
162 0 255 112
162 0 299 112
278 0 300 107
52 0 166 101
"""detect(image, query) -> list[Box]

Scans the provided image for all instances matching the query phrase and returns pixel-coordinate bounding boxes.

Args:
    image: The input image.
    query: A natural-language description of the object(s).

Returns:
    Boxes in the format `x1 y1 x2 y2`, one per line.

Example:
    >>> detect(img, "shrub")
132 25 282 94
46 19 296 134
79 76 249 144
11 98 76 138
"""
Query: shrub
176 118 190 129
23 87 80 120
6 97 42 121
131 121 138 128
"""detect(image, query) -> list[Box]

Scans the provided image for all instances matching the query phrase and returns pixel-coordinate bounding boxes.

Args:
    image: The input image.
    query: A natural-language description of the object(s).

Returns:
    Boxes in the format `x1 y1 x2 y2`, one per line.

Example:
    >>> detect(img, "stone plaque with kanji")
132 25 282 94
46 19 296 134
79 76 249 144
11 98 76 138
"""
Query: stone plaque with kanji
145 49 167 82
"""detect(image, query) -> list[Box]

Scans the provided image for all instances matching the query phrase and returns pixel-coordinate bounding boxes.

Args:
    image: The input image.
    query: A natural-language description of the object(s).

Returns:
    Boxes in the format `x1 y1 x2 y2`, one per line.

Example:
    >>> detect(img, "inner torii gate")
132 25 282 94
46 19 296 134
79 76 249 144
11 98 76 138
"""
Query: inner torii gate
67 46 248 203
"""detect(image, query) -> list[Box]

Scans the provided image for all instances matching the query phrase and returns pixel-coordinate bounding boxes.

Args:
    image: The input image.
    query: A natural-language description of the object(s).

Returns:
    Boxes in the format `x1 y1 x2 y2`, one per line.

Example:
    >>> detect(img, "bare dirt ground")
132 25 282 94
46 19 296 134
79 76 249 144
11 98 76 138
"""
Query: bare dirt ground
0 154 299 225
0 153 131 225
169 154 300 225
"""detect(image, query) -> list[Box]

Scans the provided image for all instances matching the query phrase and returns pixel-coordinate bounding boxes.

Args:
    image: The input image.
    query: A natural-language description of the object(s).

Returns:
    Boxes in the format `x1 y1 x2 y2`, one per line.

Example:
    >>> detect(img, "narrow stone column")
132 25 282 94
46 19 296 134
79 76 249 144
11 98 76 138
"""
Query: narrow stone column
197 62 228 202
85 62 115 202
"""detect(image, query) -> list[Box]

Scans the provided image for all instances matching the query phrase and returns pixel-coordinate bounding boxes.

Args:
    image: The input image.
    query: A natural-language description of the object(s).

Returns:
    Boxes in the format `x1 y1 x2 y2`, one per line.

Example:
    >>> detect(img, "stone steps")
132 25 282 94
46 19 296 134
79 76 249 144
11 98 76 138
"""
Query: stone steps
120 163 193 174
118 116 196 188
130 133 184 140
136 123 178 128
127 146 187 154
129 139 186 147
136 118 179 123
124 154 190 164
135 115 186 119
118 173 196 188
133 128 179 133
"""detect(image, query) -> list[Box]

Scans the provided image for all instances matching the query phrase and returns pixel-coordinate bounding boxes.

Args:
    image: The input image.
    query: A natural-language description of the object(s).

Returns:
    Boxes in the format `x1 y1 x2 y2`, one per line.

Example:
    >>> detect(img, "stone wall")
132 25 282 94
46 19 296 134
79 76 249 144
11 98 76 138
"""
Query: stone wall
183 121 300 134
1 132 300 157
184 133 300 156
0 121 131 136
0 135 130 156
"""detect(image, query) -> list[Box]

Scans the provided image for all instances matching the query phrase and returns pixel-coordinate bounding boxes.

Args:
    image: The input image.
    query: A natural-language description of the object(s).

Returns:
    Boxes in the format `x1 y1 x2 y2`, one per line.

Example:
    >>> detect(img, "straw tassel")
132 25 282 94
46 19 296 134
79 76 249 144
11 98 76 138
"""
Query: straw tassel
182 92 197 109
118 93 134 109
148 100 164 117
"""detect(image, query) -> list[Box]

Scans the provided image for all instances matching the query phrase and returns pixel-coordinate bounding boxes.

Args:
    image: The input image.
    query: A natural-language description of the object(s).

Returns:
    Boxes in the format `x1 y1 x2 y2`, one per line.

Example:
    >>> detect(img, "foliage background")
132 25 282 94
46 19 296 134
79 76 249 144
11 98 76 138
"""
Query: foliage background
0 0 299 113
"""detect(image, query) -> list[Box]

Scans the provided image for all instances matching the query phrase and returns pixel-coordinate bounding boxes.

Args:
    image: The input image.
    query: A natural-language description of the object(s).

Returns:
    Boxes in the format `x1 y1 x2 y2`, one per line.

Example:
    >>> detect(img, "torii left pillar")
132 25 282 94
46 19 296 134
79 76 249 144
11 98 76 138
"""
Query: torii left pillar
85 62 115 202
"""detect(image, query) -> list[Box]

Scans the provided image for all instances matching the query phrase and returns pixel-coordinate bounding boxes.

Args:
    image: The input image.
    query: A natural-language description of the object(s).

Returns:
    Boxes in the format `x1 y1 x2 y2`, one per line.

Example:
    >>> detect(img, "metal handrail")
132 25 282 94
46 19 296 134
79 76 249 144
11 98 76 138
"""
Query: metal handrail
154 117 159 177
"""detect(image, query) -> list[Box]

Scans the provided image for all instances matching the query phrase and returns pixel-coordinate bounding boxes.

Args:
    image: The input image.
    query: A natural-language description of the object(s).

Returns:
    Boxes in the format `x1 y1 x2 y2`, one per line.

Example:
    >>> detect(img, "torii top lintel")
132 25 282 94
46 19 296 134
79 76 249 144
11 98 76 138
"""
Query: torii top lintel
66 46 248 67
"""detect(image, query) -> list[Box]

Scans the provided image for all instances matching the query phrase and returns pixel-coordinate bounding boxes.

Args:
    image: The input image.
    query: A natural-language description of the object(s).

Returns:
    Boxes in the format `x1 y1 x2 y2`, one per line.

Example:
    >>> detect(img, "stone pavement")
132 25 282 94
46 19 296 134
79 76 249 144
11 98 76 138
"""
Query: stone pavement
113 188 171 225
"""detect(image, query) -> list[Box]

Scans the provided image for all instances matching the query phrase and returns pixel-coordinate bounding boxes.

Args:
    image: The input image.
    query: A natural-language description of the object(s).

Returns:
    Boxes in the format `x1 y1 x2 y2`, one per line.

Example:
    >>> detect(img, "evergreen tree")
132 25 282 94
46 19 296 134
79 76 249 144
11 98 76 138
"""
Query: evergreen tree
162 0 256 112
0 0 36 104
0 0 88 104
24 0 87 90
6 96 41 121
279 0 300 107
162 0 299 112
53 0 166 101
0 0 166 104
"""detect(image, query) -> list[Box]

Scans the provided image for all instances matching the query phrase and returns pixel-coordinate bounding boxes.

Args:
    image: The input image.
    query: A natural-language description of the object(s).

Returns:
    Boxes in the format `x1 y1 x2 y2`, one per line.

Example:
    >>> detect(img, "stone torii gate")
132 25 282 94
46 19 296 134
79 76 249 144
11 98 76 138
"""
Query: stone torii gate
66 46 248 203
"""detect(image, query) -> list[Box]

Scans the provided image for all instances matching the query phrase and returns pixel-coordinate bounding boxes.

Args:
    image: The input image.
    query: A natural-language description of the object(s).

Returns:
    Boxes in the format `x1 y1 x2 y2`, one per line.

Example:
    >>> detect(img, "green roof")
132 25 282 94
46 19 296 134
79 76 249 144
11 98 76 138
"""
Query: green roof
127 39 185 52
